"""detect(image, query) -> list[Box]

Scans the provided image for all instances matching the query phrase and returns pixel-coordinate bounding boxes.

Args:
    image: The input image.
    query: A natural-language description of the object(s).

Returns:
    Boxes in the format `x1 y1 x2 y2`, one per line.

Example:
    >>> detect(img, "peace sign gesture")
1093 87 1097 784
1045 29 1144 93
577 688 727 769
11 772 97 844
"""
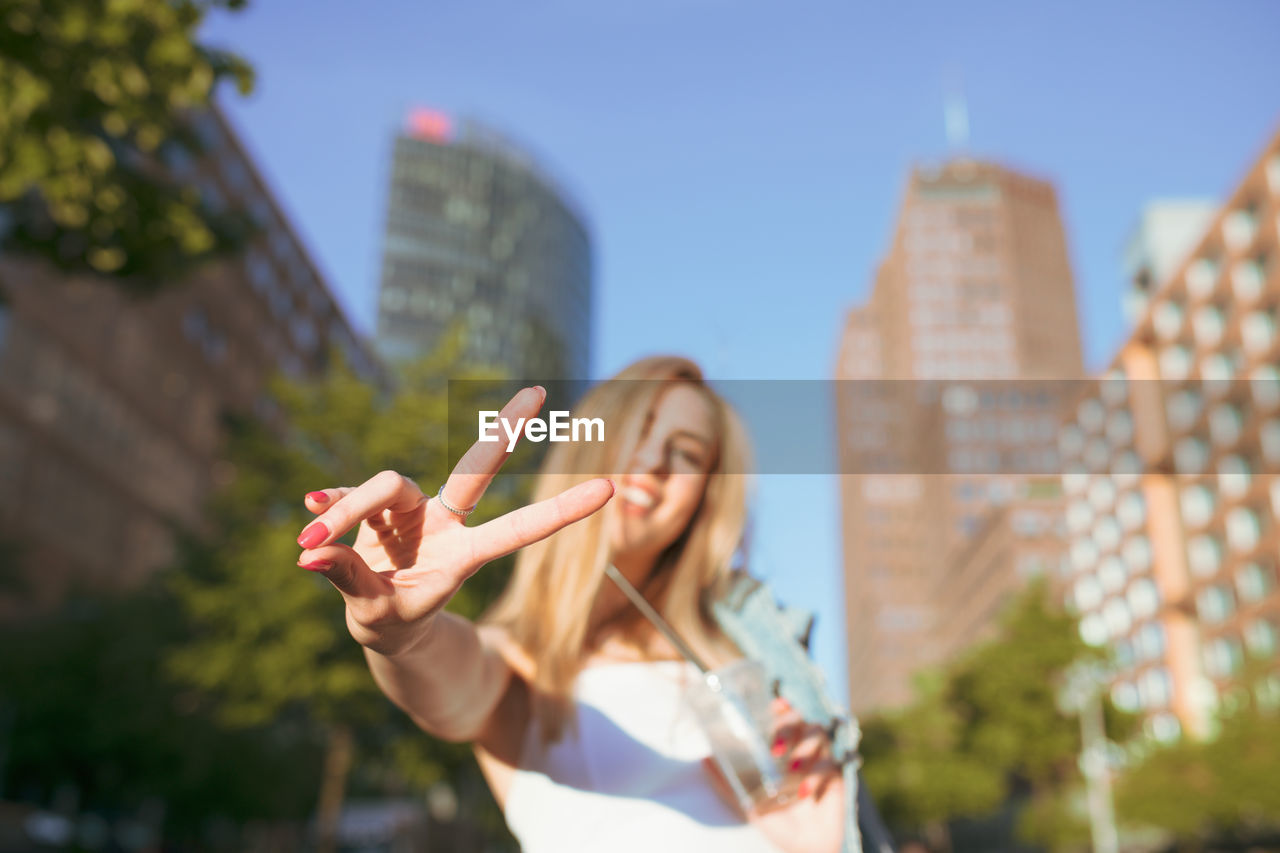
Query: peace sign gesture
295 386 615 657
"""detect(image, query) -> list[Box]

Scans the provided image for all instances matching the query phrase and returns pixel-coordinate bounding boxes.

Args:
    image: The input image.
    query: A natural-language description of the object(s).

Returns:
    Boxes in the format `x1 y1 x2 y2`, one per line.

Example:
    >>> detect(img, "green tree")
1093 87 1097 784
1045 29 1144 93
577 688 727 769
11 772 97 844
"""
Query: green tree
860 673 1005 848
0 0 253 290
1116 670 1280 847
860 579 1137 850
0 580 322 847
166 341 526 852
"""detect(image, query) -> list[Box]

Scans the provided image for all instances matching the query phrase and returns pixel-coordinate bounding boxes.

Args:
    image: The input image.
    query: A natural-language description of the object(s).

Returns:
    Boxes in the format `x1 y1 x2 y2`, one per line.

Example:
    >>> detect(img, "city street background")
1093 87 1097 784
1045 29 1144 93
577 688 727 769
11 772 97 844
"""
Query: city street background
202 0 1280 704
3 0 1280 850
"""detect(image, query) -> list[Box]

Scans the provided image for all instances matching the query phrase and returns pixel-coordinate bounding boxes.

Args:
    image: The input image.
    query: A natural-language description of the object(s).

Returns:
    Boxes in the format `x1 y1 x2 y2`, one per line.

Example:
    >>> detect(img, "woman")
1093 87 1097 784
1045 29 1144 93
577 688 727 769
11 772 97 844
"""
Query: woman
294 356 847 852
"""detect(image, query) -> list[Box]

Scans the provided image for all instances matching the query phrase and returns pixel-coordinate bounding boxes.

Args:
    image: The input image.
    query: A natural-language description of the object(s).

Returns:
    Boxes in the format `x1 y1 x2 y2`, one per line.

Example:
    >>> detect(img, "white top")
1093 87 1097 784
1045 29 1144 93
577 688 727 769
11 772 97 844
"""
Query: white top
505 660 781 853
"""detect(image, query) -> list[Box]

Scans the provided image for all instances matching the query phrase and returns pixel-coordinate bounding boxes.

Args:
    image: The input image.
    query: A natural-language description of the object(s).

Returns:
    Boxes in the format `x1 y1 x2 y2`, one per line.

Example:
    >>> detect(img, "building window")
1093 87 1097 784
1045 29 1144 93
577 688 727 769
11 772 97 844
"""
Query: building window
1244 619 1278 659
1196 584 1235 624
1128 578 1159 619
1204 636 1244 678
1139 667 1172 708
1111 681 1140 713
1122 535 1153 571
1117 491 1146 530
1225 507 1262 553
1103 598 1132 637
1149 713 1181 743
1111 642 1137 674
246 248 272 294
183 308 228 364
1235 562 1275 603
1098 556 1126 593
1186 534 1223 577
1135 622 1166 662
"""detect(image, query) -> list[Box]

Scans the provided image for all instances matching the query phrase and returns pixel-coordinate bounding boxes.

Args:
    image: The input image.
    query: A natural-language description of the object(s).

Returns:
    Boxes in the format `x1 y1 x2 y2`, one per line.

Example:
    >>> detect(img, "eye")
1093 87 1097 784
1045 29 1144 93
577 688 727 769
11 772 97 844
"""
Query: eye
671 443 707 471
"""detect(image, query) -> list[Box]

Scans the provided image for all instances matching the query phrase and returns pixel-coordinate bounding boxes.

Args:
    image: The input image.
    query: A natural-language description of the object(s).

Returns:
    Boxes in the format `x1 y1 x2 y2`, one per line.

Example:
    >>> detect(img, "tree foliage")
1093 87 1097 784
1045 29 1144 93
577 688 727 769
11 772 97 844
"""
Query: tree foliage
0 0 254 289
165 338 527 828
0 338 529 846
1116 673 1280 845
859 579 1137 847
0 581 321 842
859 674 1005 829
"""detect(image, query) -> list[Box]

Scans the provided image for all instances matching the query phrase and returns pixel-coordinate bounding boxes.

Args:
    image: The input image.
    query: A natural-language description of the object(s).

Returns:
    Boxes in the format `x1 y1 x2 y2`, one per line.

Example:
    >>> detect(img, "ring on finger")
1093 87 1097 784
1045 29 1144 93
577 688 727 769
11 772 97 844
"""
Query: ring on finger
435 484 478 518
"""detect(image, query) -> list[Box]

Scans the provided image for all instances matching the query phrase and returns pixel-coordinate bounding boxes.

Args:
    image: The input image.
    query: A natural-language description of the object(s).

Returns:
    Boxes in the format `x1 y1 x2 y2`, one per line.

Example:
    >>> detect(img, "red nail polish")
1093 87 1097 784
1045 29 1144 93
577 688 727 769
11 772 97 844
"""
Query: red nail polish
306 491 329 503
300 560 333 571
771 737 786 757
297 521 328 549
797 780 812 798
789 758 804 772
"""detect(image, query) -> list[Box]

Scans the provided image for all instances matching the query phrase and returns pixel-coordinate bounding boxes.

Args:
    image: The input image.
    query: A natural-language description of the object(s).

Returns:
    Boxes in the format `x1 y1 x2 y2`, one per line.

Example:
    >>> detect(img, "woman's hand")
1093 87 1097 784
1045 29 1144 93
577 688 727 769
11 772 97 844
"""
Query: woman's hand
703 697 846 853
295 385 614 657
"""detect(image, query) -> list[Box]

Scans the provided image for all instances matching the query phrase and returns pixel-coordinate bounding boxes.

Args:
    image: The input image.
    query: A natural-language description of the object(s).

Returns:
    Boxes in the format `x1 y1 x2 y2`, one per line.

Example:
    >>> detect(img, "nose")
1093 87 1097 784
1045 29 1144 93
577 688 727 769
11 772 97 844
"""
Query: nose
630 433 668 476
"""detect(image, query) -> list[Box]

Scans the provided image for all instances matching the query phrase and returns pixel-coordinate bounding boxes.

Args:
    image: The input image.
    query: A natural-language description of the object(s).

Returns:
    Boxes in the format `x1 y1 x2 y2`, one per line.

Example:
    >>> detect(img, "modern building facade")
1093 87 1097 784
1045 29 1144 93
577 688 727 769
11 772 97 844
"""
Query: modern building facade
1122 200 1217 327
0 107 377 611
836 159 1084 712
375 109 593 381
1058 128 1280 742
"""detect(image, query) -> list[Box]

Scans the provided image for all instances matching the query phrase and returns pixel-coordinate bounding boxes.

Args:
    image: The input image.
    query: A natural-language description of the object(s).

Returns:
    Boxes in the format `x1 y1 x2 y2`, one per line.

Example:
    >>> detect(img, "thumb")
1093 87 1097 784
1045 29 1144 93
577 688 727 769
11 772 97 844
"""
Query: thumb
298 542 388 600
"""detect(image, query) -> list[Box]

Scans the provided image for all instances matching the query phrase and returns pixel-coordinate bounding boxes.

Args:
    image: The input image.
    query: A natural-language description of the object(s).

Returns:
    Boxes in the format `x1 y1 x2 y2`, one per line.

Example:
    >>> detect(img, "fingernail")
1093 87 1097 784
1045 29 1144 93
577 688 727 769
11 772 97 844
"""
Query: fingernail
789 758 804 772
300 560 333 572
797 780 812 798
306 491 329 503
771 737 786 756
297 521 329 549
533 385 546 399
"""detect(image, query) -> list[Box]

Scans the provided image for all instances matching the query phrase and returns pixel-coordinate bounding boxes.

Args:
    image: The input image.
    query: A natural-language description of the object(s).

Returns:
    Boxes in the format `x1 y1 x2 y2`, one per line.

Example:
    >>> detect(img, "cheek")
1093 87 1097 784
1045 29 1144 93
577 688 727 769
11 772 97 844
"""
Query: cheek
663 478 708 527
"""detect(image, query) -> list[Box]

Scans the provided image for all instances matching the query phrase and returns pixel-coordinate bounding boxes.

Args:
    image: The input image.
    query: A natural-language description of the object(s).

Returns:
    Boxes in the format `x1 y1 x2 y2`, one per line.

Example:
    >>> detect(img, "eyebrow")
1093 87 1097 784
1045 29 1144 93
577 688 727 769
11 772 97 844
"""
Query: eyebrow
669 429 713 448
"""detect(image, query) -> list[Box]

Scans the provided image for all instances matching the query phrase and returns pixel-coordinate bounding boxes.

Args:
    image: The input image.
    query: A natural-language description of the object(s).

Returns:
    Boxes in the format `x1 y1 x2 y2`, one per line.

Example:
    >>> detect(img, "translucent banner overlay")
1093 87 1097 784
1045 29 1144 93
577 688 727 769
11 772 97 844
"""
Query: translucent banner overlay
446 379 1280 475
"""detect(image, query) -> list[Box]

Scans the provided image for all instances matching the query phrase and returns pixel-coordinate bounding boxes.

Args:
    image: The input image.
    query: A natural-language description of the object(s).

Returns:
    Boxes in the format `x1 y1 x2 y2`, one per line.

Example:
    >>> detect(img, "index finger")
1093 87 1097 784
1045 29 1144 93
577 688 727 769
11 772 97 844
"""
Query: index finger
296 471 426 549
465 478 614 567
443 385 546 513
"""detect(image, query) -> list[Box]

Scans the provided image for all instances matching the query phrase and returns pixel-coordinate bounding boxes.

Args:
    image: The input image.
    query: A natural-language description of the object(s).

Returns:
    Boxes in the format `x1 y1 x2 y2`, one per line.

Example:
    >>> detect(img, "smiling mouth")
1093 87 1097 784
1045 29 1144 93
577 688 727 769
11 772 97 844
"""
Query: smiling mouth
619 484 657 509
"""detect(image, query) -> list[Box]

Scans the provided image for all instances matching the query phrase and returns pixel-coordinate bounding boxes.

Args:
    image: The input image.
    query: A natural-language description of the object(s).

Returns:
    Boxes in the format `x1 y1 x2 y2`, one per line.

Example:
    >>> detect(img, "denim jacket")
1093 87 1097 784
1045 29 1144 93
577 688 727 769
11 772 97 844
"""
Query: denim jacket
710 572 895 853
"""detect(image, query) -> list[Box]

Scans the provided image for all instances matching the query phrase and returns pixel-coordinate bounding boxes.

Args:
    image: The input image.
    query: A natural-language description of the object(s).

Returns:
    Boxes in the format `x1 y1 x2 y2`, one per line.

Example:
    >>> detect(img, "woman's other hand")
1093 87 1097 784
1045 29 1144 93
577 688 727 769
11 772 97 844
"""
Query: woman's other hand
295 385 614 657
703 696 846 853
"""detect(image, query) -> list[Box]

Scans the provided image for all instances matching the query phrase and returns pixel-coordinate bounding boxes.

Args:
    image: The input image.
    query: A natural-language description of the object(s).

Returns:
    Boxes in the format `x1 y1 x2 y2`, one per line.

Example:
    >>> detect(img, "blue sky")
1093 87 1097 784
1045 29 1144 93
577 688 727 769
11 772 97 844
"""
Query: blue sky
202 0 1280 705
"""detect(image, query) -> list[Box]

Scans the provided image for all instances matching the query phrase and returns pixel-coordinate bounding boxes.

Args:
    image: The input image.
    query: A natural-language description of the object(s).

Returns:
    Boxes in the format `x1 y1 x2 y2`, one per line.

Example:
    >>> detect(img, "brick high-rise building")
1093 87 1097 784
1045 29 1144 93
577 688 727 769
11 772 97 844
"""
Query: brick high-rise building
0 107 378 611
836 159 1084 712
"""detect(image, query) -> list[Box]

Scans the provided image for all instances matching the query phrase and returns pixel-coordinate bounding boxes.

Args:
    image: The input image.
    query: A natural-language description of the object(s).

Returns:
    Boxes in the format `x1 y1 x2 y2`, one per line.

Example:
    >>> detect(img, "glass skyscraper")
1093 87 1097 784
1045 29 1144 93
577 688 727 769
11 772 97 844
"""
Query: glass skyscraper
375 109 593 381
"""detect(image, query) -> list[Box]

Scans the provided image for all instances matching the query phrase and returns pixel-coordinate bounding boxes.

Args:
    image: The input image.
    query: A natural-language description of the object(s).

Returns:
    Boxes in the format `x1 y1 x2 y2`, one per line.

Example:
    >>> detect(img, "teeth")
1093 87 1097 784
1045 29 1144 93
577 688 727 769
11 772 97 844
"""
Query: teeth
621 485 656 508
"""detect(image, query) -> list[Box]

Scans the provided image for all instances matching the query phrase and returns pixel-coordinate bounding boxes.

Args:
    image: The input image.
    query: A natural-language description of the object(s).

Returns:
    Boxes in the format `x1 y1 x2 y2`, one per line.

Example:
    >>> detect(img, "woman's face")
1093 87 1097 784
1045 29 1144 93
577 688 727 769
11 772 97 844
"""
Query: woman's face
609 383 717 565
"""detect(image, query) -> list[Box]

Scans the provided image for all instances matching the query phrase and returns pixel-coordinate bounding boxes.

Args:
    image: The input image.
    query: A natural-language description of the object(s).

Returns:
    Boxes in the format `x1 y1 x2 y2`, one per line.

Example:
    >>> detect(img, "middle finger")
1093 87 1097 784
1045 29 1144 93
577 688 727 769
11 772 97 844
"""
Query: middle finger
441 385 546 515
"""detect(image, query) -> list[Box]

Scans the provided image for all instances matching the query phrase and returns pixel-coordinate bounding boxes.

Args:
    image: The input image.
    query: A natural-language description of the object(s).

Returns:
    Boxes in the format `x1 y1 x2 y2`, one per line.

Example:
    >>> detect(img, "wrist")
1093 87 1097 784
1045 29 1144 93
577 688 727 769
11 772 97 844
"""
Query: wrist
353 610 439 658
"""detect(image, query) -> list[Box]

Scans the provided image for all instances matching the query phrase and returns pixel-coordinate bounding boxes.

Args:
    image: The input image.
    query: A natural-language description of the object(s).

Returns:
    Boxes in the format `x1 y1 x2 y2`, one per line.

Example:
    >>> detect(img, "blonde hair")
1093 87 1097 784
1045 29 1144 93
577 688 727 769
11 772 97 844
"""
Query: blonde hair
482 355 753 741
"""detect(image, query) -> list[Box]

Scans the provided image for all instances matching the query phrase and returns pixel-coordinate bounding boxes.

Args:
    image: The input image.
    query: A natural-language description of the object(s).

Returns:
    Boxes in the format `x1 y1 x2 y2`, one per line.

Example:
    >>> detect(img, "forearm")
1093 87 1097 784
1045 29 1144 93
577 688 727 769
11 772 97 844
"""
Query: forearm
363 611 511 742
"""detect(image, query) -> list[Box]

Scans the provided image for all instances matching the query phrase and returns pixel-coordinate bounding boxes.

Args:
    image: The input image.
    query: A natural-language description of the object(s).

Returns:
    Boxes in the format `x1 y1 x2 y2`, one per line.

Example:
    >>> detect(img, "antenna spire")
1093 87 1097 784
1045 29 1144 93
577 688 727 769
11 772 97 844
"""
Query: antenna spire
944 76 969 150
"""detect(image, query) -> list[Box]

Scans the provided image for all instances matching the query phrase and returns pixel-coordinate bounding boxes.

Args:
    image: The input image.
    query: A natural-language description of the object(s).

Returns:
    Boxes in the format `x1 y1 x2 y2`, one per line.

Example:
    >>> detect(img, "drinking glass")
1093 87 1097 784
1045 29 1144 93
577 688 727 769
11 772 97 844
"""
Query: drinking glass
684 658 800 813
